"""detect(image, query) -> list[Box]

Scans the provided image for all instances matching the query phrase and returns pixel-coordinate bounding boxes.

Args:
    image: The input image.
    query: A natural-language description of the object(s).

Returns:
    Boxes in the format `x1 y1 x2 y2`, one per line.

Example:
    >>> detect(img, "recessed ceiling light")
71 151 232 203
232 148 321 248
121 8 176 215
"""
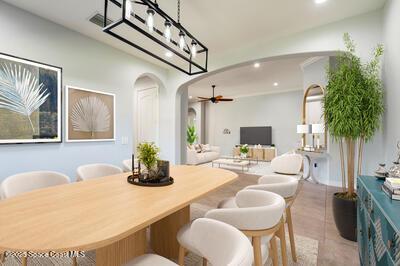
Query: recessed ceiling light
189 95 193 99
165 51 173 57
253 62 260 68
273 82 279 86
315 0 327 4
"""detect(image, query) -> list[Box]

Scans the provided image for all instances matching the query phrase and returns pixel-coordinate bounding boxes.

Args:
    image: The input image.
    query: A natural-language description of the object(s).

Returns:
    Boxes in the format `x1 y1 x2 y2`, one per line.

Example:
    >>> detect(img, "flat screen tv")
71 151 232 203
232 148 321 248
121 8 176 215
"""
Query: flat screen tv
240 126 272 145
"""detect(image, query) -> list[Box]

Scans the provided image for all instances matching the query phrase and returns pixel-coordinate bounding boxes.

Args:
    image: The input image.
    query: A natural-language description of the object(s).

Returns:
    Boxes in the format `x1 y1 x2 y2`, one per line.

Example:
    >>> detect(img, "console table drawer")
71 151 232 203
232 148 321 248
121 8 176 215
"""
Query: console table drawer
358 176 400 266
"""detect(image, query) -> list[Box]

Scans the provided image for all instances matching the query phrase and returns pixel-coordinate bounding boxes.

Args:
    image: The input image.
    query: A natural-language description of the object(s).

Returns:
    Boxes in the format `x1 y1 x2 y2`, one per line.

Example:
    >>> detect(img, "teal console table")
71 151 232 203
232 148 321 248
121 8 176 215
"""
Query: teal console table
358 176 400 265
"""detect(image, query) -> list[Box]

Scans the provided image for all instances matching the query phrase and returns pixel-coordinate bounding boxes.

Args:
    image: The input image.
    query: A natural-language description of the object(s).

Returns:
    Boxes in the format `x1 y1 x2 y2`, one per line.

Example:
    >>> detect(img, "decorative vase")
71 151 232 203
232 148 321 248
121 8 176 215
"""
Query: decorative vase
240 153 247 159
388 162 400 178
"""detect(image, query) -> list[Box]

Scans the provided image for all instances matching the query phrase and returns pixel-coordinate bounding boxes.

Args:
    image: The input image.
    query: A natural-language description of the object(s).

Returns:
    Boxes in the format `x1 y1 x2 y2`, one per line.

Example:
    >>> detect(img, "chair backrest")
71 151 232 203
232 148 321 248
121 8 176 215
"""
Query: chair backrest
122 159 139 172
245 174 299 199
77 163 122 181
191 218 253 266
205 190 285 231
122 159 132 172
1 171 70 199
271 153 303 175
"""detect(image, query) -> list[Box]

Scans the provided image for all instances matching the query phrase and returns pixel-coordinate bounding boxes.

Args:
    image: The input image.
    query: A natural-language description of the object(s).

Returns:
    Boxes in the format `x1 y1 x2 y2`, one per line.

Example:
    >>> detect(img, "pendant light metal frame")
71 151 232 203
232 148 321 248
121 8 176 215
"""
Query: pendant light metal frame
103 0 208 75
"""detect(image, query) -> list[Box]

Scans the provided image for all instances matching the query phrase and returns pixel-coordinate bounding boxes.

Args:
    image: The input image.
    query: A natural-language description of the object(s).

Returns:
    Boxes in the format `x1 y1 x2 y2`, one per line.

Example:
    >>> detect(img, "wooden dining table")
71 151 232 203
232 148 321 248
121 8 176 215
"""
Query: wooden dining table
0 165 237 265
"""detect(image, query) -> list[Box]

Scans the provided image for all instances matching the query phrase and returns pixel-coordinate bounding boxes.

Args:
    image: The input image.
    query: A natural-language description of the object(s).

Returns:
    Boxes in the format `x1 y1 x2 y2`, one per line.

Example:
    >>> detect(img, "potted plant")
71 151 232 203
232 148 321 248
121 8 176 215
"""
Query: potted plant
187 124 198 146
240 144 249 158
137 142 160 179
323 33 384 241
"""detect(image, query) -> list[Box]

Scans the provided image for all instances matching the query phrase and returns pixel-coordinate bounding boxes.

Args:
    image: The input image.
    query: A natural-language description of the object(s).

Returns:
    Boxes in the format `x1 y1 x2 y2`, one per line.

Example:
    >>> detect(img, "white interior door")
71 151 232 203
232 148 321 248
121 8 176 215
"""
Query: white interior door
136 87 159 145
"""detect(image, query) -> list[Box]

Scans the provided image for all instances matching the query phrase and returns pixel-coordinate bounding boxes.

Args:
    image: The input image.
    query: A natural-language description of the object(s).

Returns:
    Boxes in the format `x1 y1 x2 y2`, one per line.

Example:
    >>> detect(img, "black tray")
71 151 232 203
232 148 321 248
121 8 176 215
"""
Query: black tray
127 175 174 187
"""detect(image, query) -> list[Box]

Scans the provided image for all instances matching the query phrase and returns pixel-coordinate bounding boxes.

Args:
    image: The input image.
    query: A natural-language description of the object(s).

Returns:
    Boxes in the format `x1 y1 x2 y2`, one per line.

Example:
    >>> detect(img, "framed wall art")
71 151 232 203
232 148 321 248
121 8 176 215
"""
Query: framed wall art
0 53 62 144
66 86 115 142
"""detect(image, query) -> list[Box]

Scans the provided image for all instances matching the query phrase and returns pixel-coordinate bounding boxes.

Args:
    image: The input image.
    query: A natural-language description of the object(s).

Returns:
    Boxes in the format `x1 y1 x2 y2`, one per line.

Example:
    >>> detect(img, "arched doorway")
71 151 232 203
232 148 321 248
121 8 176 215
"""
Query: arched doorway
174 51 337 164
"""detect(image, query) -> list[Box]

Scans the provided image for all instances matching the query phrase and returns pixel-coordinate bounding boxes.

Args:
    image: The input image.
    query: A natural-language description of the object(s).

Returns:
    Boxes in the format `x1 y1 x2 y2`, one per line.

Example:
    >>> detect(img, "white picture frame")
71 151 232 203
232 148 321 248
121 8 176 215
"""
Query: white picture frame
65 85 116 142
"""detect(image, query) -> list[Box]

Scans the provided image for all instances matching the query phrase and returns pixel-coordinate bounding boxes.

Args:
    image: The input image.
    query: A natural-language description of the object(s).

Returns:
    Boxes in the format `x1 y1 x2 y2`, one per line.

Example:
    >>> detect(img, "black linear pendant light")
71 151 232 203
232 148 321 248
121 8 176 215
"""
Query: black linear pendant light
103 0 208 75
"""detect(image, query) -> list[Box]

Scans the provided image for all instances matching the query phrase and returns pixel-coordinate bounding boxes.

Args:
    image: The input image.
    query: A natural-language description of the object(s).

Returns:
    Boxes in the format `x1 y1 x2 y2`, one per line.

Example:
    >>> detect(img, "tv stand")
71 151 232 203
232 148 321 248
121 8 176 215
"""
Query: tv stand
233 145 277 162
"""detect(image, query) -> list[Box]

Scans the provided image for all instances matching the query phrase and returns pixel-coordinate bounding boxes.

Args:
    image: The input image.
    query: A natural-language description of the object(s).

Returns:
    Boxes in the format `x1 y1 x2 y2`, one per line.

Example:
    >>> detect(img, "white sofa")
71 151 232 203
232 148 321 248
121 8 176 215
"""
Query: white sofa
187 145 220 165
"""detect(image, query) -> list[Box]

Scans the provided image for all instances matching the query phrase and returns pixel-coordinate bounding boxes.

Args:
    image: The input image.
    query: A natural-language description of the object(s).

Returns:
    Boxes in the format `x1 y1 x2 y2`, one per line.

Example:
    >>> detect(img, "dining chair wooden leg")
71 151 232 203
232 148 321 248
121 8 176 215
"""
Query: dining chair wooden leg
72 257 78 266
278 221 288 266
202 257 208 266
286 206 297 262
270 236 279 266
252 236 262 266
178 245 185 266
0 252 4 263
22 257 27 266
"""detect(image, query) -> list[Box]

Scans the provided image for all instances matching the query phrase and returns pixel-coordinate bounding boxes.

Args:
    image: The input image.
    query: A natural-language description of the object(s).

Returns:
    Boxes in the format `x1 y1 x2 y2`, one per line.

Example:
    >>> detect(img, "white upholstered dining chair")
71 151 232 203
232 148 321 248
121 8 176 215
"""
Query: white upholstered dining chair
270 153 303 176
1 171 70 199
178 190 286 266
246 175 301 263
76 163 122 181
0 171 71 265
125 218 253 266
122 159 139 172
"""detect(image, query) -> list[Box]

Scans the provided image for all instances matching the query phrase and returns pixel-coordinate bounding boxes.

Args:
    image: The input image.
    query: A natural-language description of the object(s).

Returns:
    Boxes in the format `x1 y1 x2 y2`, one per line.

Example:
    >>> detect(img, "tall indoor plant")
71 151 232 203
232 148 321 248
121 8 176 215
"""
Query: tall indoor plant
323 33 384 241
187 124 198 145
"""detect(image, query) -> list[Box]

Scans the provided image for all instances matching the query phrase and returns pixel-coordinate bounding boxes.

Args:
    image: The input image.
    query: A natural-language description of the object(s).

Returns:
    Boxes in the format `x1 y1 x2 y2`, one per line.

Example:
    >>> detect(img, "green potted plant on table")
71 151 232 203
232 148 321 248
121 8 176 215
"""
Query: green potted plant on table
137 142 160 179
240 144 249 159
323 33 384 241
187 124 198 146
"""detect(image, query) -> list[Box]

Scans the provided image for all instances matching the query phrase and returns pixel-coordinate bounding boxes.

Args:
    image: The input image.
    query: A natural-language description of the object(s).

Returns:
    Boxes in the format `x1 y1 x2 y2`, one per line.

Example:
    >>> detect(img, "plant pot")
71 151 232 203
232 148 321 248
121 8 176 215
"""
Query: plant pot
332 192 357 241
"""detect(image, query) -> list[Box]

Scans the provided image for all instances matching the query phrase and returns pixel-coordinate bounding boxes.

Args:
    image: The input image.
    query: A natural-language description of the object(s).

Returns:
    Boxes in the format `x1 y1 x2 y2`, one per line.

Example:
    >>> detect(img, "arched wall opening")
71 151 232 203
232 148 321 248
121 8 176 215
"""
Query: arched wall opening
132 73 166 153
175 51 337 165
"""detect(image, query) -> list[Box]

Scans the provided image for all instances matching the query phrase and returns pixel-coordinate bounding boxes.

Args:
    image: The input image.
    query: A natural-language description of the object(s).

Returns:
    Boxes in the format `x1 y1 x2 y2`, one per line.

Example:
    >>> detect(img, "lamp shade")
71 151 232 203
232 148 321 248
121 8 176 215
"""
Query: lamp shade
311 123 325 134
297 124 311 134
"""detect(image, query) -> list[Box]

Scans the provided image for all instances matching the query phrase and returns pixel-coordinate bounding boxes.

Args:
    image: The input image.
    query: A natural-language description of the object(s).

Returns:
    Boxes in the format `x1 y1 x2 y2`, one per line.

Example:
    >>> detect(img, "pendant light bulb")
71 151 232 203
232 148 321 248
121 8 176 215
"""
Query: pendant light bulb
191 40 197 58
164 21 172 43
146 8 155 33
179 31 186 50
125 0 133 19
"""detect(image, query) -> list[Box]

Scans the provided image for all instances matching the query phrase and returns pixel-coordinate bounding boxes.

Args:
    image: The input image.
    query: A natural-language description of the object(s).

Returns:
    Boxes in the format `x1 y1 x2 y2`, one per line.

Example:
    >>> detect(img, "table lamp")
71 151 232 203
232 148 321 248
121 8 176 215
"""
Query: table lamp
297 124 311 148
311 123 325 149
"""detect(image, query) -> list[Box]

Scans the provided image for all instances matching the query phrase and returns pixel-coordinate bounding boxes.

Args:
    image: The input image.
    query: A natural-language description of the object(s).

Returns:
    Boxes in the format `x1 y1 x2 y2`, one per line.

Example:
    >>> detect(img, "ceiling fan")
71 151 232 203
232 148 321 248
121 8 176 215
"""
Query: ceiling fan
197 85 233 103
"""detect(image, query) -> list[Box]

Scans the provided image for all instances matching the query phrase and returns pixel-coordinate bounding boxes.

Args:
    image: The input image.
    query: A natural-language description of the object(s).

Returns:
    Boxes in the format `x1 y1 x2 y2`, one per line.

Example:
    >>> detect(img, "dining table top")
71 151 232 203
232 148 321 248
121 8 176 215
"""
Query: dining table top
0 165 237 253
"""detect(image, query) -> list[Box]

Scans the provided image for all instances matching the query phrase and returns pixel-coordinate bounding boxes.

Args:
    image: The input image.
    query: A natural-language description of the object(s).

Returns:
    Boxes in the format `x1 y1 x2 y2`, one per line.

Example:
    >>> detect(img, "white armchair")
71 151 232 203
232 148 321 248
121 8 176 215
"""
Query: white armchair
126 218 253 266
246 175 301 262
271 153 303 176
178 190 286 266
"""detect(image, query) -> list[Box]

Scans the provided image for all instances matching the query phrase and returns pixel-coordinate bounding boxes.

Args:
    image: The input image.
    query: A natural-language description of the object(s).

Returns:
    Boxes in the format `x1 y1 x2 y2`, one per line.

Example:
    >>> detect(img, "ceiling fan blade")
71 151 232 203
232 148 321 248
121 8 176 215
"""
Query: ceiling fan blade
215 95 223 99
197 97 211 100
218 98 234 101
198 99 210 102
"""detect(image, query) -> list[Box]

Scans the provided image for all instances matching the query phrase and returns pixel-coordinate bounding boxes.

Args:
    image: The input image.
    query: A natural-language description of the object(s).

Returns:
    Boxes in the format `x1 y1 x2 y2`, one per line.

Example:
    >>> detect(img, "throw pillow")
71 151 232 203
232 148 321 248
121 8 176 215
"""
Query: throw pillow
194 144 202 153
201 144 212 152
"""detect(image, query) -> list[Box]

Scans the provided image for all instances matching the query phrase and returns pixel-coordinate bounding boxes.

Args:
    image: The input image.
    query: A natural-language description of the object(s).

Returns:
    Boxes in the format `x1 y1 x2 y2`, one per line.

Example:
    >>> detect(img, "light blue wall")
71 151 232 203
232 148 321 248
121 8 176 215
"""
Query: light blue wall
383 0 400 163
0 2 169 181
205 90 303 156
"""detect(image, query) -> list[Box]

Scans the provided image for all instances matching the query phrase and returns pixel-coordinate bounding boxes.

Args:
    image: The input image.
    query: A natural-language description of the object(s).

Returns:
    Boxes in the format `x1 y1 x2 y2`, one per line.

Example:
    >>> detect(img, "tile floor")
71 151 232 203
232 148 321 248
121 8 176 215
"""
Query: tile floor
294 182 359 266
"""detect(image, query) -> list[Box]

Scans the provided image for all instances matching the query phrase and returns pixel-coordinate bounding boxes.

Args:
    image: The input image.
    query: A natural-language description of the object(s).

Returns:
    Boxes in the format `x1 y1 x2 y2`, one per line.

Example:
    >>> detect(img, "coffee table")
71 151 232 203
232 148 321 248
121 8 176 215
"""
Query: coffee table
221 155 259 164
212 158 250 172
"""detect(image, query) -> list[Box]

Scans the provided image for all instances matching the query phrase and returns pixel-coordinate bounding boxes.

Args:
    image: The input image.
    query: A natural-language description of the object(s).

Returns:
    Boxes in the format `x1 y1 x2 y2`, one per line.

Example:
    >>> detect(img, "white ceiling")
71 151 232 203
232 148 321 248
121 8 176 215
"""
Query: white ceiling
188 56 311 101
4 0 386 69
